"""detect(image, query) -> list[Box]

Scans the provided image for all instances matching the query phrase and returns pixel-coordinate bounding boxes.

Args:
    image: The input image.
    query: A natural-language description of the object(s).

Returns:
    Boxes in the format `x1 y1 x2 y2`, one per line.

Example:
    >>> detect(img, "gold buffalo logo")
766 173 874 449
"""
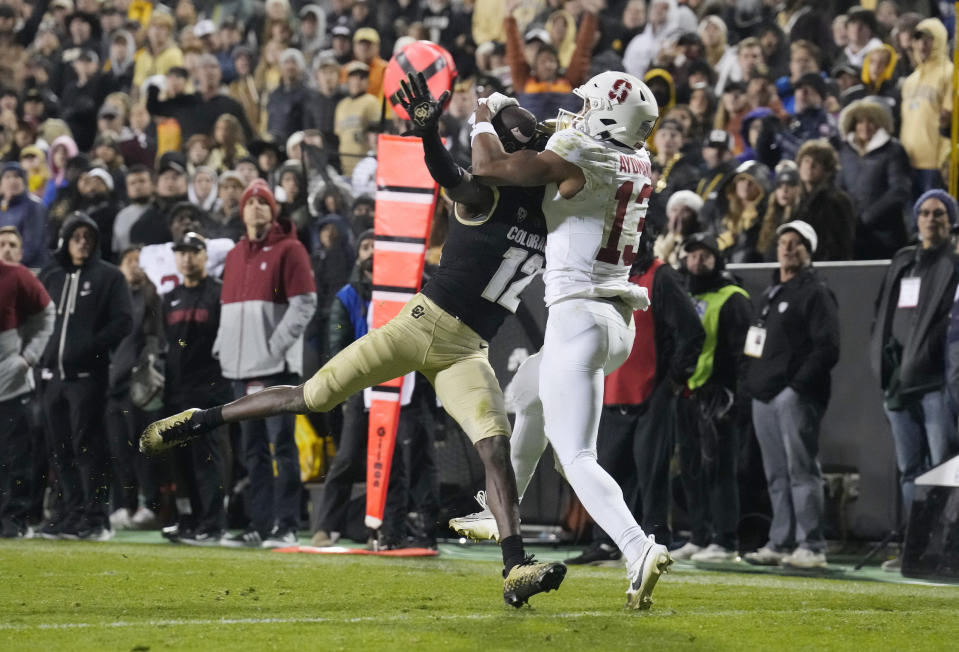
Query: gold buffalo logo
413 104 430 125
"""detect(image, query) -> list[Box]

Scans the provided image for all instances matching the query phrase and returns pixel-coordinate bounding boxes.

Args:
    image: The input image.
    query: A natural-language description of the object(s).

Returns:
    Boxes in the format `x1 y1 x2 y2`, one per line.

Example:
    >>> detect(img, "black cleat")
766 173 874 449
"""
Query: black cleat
503 556 567 608
565 542 623 566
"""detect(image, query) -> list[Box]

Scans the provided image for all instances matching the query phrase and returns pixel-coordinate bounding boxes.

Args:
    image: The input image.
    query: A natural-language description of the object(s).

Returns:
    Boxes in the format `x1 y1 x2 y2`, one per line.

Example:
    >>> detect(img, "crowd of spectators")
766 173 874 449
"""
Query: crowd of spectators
0 0 958 564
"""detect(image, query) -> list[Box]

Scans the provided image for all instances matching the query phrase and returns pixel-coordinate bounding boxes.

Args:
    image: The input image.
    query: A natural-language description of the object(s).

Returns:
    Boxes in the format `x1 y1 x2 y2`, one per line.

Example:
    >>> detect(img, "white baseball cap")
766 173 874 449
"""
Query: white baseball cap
776 220 818 254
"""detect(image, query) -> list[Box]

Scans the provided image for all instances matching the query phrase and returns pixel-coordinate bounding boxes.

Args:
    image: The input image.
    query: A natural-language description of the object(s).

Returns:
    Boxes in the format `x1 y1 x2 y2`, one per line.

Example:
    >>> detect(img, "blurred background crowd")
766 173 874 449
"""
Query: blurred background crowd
1 0 958 569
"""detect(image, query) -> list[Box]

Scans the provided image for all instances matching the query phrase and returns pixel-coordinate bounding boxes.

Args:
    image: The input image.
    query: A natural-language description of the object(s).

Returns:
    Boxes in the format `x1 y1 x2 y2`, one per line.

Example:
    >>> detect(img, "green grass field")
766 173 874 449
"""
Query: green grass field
2 536 958 651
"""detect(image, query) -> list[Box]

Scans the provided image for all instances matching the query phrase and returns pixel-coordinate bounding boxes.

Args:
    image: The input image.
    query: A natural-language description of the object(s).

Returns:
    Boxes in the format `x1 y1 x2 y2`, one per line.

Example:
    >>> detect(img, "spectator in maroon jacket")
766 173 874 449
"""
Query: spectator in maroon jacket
215 180 316 549
0 230 55 538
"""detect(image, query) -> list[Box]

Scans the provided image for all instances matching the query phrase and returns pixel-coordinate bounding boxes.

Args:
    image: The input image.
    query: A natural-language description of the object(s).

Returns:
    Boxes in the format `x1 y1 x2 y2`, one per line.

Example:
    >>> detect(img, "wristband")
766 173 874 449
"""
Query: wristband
470 121 497 145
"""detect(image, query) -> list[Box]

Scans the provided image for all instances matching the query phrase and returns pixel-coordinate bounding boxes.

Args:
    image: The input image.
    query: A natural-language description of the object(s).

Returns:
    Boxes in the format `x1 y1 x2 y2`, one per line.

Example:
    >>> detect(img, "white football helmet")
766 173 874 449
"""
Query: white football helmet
557 71 659 149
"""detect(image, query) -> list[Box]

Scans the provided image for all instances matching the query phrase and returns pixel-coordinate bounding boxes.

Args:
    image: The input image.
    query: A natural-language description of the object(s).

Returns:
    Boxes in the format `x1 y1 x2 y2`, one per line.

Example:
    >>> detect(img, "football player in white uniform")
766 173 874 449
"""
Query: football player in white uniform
466 72 672 610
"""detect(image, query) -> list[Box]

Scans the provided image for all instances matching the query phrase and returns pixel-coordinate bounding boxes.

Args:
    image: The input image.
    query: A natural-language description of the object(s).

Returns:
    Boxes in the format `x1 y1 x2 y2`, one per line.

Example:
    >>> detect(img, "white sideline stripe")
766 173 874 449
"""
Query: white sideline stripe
0 611 616 631
376 190 434 205
372 290 414 303
374 241 426 254
368 390 401 402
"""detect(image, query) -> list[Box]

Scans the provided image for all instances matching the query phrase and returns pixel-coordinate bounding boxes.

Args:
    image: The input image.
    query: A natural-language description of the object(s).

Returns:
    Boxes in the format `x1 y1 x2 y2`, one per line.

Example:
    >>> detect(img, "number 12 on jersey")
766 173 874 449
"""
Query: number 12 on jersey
595 180 651 267
481 246 544 312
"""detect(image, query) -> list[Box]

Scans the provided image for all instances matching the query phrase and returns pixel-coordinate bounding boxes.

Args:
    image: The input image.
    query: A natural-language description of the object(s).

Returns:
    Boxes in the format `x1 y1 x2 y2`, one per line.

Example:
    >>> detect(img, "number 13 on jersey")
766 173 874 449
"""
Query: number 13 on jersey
595 180 652 267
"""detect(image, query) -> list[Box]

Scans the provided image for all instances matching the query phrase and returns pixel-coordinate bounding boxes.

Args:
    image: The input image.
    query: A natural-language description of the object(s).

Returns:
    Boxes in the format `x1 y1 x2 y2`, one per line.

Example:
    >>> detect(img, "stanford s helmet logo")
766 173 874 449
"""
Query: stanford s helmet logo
608 79 632 103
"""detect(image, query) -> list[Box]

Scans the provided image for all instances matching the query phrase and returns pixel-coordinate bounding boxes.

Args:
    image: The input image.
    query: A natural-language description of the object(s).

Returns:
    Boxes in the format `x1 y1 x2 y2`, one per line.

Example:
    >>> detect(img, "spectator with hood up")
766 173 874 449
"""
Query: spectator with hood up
837 99 911 260
900 17 953 197
37 213 133 541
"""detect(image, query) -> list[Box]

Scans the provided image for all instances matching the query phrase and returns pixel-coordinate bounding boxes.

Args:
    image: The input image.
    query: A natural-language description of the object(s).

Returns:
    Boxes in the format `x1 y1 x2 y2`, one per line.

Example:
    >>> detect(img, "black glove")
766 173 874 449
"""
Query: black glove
396 71 451 138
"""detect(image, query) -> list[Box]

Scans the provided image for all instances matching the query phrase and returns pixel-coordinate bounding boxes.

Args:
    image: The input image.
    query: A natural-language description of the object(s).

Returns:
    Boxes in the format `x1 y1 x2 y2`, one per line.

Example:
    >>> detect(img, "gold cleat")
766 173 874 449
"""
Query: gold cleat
139 408 201 455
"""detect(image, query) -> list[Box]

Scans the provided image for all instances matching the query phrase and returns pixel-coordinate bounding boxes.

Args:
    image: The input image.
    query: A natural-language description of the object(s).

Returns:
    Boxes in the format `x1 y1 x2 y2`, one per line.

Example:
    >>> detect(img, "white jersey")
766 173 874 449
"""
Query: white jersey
541 128 653 310
139 238 236 296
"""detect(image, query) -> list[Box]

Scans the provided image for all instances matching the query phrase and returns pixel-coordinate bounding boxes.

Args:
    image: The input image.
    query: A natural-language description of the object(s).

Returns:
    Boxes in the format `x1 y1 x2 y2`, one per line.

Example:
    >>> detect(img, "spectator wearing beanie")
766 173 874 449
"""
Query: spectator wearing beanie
654 189 703 269
872 190 959 572
216 180 317 548
0 162 47 268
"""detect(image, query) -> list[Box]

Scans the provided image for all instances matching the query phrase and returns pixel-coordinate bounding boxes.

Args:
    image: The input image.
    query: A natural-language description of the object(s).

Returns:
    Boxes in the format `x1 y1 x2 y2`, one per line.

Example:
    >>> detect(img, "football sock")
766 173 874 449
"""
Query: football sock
192 406 225 432
501 534 525 573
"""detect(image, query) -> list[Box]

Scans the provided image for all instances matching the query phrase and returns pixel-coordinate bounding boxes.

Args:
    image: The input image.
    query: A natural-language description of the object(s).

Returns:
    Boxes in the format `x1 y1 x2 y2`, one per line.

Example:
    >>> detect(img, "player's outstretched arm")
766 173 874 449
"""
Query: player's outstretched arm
139 385 309 455
396 72 493 212
470 103 585 198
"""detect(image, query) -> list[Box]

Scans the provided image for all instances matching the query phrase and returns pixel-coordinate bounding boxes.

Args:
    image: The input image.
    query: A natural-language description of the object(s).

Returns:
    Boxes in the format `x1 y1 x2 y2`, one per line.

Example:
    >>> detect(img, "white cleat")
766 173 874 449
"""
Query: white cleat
781 547 827 569
669 541 704 560
690 543 741 563
448 490 500 542
625 535 672 610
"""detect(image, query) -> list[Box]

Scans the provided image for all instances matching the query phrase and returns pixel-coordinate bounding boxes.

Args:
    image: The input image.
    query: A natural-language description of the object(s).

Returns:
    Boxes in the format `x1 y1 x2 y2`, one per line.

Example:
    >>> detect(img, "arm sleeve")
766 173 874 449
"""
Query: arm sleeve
789 285 841 396
145 85 172 117
504 16 530 91
17 0 49 48
269 292 318 356
20 290 57 366
563 11 596 88
718 292 753 392
268 243 318 355
657 268 705 385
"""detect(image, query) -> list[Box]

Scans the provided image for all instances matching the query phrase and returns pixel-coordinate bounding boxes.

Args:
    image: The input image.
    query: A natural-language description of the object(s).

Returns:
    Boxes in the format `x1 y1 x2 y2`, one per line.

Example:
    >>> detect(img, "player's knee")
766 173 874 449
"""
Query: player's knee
557 448 597 472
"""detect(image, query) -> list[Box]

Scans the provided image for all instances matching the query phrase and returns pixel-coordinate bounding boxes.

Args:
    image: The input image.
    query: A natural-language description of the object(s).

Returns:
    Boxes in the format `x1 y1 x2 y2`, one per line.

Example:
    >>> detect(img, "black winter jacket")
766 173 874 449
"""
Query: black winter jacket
743 267 840 406
38 214 133 381
648 263 705 388
836 134 911 260
870 243 958 395
795 182 856 261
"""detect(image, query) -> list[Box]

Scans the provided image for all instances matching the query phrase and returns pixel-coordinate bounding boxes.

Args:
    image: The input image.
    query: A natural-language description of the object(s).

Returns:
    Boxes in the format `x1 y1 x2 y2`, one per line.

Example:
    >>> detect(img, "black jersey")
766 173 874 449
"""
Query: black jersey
421 185 547 341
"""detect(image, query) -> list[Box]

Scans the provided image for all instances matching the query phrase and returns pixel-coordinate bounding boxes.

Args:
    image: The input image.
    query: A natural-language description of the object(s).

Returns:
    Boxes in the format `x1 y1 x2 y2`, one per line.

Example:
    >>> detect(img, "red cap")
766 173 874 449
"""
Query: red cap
240 179 278 220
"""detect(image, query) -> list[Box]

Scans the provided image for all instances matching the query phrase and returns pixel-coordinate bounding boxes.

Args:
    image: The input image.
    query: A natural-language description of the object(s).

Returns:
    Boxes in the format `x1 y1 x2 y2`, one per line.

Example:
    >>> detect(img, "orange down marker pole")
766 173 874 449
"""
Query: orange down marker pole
364 134 438 529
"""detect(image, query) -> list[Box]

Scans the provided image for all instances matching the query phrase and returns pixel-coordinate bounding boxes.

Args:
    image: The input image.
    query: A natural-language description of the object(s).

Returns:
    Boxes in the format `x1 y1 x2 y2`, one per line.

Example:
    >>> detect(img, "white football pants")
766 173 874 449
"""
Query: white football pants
506 297 649 566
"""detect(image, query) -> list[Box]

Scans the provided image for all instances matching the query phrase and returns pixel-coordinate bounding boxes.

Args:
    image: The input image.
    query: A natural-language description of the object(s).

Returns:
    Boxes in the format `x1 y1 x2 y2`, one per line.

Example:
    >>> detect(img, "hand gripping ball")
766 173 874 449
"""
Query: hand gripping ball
384 40 457 120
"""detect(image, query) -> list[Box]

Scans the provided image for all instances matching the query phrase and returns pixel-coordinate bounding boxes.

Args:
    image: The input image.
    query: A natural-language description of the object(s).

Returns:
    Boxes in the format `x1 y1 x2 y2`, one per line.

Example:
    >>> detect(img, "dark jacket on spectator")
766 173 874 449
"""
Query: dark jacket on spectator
0 188 47 268
129 194 188 246
108 274 162 398
304 88 345 147
795 182 856 261
743 266 840 407
871 242 958 397
38 213 132 381
146 86 253 143
163 275 231 407
836 100 911 260
266 81 310 143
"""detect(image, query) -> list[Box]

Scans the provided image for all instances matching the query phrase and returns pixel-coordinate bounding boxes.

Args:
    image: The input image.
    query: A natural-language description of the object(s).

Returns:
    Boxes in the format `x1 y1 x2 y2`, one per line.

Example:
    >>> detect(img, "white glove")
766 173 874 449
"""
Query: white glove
482 92 519 119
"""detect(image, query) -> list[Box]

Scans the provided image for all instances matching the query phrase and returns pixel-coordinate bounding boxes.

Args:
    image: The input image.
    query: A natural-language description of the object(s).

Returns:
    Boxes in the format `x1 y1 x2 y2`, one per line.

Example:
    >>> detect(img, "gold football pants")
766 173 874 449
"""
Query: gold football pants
303 293 510 443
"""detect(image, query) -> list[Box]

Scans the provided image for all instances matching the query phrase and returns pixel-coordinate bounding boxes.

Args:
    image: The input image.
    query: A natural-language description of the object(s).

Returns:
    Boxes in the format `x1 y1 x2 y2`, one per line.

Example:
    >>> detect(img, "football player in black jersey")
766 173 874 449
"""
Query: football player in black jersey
138 73 563 608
